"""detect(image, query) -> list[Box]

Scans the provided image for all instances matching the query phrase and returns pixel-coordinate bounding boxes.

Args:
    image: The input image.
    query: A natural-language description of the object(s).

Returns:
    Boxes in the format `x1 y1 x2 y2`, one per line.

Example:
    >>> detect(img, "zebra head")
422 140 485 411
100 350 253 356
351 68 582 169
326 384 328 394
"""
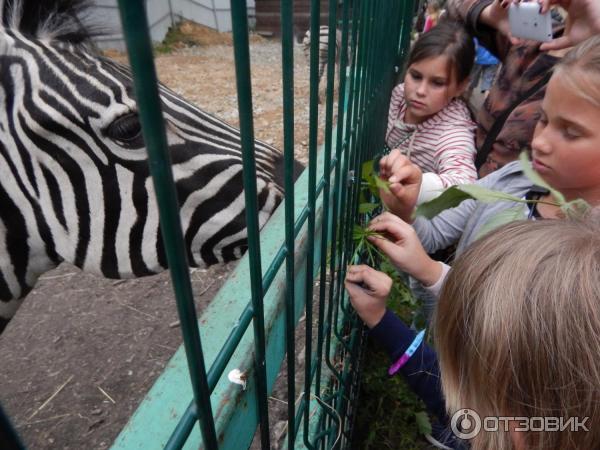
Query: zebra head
0 0 298 330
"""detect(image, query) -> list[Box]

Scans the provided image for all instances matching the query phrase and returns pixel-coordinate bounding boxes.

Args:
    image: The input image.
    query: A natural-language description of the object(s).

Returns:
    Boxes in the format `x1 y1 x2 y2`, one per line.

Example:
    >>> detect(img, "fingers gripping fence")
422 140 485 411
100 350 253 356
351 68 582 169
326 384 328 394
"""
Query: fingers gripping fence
0 0 414 448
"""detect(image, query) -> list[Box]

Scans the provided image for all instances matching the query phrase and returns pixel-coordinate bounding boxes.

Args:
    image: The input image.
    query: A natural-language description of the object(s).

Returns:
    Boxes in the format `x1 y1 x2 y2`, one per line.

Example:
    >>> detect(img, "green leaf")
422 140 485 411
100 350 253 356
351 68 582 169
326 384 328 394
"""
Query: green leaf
519 152 566 204
361 159 375 182
373 174 391 194
415 411 432 436
414 186 474 219
561 198 592 220
352 224 365 238
359 189 368 205
457 184 525 204
359 202 379 214
475 206 527 240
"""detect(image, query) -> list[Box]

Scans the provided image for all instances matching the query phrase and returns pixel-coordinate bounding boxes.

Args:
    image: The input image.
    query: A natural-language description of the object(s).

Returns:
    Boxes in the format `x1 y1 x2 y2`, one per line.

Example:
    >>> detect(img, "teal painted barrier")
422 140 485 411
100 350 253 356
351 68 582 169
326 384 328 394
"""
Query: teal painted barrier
112 146 334 450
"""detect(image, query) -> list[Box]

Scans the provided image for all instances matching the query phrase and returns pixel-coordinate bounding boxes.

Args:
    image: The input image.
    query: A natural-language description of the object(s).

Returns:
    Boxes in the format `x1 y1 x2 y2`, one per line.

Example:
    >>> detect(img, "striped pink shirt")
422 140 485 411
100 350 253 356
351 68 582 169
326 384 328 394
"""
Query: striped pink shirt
386 84 477 203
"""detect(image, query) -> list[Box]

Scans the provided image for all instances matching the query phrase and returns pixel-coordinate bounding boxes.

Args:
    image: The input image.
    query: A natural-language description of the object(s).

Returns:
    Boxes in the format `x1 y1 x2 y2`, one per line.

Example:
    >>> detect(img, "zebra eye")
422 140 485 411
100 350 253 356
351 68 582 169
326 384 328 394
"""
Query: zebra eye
106 113 143 146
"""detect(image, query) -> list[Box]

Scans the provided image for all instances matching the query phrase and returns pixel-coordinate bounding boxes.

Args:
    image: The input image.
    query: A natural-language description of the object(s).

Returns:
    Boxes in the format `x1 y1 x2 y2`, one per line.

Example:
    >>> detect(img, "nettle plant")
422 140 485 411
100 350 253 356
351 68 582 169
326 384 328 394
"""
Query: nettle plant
352 160 389 265
353 160 419 308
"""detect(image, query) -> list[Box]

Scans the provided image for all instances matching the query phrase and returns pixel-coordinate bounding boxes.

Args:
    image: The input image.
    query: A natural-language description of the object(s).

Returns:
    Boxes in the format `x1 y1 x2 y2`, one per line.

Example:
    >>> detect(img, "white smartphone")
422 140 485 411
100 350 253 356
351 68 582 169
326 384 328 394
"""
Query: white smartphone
509 2 553 42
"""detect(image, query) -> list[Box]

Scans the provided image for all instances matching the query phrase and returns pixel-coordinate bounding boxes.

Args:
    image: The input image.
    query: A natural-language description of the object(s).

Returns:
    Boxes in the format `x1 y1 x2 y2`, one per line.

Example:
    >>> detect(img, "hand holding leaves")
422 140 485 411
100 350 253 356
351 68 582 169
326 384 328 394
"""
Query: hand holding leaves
345 265 392 328
368 213 442 287
376 150 422 221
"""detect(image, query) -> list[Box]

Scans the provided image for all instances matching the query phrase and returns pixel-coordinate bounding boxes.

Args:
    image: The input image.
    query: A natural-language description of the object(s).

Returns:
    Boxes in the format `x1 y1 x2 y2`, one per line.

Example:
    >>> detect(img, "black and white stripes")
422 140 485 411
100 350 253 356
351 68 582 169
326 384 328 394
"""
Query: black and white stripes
302 25 343 99
0 0 296 332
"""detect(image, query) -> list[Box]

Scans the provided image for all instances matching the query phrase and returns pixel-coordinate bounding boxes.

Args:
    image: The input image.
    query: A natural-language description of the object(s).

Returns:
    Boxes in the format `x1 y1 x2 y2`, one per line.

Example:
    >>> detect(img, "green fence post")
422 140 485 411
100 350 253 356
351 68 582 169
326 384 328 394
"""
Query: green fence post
116 1 218 448
279 0 297 448
229 2 271 448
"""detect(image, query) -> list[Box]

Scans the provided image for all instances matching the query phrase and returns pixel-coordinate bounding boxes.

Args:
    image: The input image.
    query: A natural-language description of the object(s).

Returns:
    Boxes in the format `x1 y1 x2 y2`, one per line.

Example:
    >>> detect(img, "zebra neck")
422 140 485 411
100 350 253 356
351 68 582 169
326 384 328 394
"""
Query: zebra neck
0 165 60 303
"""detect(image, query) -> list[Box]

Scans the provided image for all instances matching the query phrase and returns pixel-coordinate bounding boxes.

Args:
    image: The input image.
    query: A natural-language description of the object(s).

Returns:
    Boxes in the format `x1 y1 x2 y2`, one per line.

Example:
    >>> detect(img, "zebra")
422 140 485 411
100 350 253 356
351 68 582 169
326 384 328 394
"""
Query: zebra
0 0 302 333
302 25 344 102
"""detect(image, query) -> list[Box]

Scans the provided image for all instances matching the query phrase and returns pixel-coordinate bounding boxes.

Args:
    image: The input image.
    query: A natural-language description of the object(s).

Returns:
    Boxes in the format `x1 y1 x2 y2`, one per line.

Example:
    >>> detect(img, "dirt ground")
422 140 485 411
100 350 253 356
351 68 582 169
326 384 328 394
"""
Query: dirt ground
0 26 335 449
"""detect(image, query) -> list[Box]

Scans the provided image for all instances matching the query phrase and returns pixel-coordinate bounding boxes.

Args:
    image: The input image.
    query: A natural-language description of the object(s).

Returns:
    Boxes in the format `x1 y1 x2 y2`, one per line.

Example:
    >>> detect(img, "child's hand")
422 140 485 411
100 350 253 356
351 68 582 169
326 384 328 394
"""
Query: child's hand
345 265 392 328
368 212 442 287
378 149 422 221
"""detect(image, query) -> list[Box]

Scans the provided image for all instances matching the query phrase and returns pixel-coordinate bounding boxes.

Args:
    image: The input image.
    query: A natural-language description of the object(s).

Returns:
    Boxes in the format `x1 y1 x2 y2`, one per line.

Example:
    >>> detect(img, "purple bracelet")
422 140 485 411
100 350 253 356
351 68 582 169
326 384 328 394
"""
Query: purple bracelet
388 329 426 376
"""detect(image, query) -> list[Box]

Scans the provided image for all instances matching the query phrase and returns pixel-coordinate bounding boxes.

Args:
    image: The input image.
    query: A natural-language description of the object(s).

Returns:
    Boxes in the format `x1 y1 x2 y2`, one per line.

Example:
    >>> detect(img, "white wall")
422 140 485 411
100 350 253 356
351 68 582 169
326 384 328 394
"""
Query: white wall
90 0 256 51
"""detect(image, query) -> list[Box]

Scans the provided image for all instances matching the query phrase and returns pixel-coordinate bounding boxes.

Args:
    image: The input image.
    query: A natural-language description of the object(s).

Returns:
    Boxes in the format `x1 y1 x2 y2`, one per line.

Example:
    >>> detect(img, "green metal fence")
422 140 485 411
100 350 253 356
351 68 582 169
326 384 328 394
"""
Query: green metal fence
0 1 415 449
111 0 415 449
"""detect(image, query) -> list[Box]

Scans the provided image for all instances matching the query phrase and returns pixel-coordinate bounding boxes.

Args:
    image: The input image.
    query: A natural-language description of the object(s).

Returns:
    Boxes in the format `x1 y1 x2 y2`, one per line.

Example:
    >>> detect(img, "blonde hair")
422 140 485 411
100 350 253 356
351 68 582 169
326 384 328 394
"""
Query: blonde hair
427 0 441 14
434 213 600 450
553 35 600 108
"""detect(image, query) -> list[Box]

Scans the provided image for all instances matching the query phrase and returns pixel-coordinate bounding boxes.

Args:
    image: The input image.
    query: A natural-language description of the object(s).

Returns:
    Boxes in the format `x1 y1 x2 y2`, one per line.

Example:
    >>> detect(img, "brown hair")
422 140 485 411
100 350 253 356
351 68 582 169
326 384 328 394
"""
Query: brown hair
407 19 474 84
553 35 600 108
434 213 600 450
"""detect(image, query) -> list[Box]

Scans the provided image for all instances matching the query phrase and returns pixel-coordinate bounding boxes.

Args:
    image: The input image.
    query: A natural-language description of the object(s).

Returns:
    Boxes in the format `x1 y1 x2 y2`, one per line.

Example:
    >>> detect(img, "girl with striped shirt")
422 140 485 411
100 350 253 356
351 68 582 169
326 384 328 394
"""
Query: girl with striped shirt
386 20 477 204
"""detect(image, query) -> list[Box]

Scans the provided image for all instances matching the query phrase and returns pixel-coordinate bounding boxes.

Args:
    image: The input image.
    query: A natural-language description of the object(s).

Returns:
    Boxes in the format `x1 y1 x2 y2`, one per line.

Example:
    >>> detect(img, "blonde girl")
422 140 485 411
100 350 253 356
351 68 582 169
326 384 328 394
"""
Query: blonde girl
345 213 600 450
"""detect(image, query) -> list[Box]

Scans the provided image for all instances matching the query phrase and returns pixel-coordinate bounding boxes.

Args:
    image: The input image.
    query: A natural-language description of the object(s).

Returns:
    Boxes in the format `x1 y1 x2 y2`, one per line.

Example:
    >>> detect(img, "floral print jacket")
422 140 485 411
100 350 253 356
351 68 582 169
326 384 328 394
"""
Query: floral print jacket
447 0 561 177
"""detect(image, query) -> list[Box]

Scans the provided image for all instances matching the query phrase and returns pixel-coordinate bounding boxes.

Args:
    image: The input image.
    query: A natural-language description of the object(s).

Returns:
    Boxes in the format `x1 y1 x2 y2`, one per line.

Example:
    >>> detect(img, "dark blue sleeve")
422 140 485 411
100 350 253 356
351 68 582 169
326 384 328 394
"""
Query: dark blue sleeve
369 309 448 424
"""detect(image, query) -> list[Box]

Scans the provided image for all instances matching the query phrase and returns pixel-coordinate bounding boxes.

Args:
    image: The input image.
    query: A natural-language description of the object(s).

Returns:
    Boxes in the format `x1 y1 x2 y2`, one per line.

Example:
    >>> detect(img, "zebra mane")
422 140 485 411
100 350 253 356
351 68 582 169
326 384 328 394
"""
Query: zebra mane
1 0 101 44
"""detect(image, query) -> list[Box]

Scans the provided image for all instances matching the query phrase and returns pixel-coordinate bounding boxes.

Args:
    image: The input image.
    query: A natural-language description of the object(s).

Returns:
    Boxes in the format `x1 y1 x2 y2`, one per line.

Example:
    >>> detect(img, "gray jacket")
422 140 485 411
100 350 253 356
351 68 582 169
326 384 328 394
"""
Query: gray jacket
413 161 533 257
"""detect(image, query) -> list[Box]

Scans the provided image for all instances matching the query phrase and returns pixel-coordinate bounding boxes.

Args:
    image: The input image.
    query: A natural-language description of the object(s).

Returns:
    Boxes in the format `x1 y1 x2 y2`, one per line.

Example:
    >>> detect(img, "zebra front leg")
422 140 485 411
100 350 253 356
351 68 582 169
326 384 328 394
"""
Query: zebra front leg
317 62 326 104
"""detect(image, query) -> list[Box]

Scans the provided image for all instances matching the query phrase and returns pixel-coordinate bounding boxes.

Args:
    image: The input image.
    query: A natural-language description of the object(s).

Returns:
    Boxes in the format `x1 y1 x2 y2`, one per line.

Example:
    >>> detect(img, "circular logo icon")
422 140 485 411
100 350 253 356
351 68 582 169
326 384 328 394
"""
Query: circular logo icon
450 408 482 440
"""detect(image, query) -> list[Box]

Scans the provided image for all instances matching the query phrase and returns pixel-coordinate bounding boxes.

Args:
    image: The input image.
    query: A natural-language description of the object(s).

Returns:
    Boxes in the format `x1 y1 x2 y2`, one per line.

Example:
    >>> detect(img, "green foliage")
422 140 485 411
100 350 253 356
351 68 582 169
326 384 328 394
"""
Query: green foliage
415 411 433 436
520 152 591 219
358 203 380 214
415 152 592 238
414 186 473 219
361 160 391 198
519 152 565 204
457 184 526 204
561 198 591 220
352 159 430 448
414 182 539 220
474 206 526 241
351 225 385 267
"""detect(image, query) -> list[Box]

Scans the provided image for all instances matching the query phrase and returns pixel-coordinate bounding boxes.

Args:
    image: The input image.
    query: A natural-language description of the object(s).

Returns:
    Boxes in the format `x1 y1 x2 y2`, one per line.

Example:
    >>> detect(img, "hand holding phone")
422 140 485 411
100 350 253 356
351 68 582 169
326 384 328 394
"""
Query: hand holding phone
509 2 553 42
539 0 600 51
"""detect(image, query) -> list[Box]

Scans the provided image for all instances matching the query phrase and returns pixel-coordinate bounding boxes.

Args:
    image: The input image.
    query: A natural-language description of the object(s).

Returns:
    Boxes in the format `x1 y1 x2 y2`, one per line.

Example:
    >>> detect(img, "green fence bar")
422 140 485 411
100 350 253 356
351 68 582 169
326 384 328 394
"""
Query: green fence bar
325 0 352 393
279 0 297 449
315 0 341 399
116 1 218 448
229 1 271 448
302 0 322 448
